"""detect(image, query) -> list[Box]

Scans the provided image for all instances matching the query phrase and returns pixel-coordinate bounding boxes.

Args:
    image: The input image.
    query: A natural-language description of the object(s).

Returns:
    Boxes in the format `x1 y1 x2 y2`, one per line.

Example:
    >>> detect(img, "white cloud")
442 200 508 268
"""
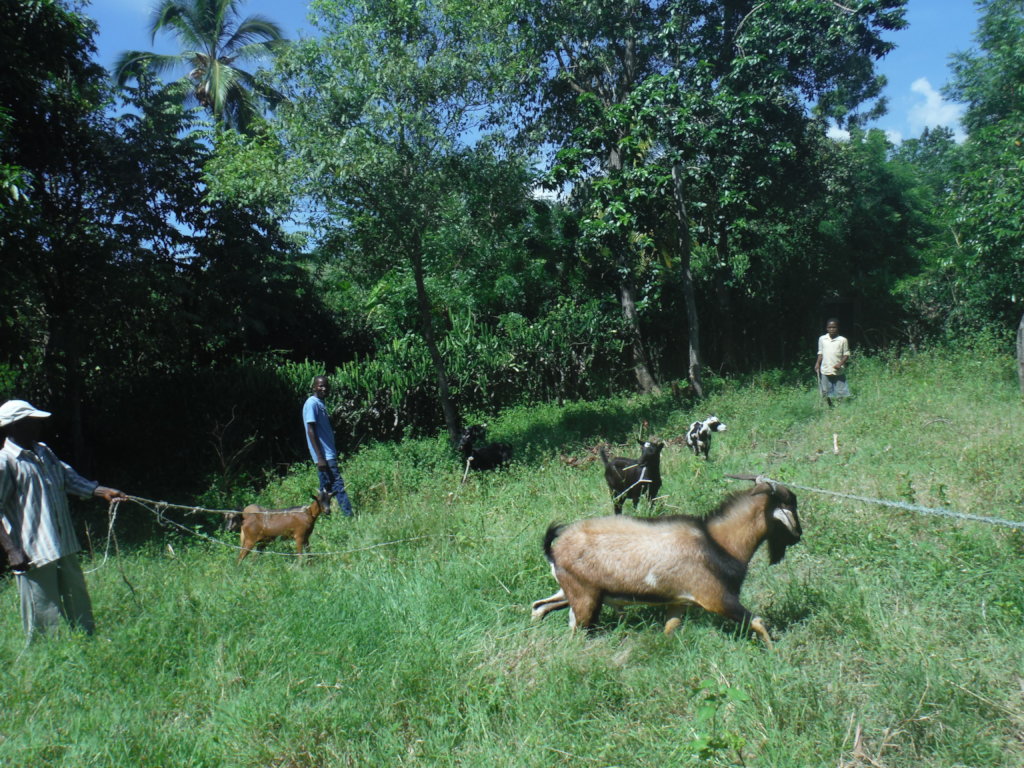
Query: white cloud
908 77 966 141
826 125 850 142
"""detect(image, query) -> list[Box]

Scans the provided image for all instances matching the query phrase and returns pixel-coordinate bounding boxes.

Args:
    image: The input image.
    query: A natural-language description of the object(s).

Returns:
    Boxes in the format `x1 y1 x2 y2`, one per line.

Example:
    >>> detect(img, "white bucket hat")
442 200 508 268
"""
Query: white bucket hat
0 400 52 428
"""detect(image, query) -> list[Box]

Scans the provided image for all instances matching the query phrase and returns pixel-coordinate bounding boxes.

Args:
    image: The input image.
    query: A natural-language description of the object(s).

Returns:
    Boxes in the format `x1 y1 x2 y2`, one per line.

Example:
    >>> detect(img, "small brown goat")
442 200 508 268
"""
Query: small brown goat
236 490 332 562
530 480 801 647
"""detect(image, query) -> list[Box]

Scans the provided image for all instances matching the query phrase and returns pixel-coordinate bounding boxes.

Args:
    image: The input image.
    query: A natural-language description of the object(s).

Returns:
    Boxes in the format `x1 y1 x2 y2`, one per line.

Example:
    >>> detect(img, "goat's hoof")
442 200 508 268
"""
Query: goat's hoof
750 617 774 649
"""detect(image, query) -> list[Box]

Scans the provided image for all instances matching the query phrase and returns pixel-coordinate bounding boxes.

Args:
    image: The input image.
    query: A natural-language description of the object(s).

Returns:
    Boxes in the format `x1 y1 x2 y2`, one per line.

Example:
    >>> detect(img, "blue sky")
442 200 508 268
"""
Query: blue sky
83 0 979 145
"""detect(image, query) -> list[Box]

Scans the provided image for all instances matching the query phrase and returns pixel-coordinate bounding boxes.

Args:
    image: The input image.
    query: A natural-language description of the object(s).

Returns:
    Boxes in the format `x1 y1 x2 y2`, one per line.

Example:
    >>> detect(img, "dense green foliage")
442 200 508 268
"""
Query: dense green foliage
1 347 1022 767
2 0 1023 497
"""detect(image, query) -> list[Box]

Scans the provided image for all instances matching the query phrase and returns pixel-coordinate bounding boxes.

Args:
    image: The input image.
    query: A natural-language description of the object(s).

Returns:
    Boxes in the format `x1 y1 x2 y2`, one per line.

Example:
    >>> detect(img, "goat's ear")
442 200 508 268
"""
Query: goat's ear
751 482 774 496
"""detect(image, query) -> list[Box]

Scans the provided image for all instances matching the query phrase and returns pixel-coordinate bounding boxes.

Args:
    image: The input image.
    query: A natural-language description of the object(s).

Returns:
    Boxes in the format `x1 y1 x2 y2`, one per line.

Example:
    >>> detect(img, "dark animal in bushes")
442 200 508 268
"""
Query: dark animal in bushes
530 479 801 648
458 424 513 471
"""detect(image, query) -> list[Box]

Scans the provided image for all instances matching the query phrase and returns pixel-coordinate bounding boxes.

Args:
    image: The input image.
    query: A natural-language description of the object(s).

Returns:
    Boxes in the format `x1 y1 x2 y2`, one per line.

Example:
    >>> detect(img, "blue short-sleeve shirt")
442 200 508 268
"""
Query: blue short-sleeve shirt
303 395 337 462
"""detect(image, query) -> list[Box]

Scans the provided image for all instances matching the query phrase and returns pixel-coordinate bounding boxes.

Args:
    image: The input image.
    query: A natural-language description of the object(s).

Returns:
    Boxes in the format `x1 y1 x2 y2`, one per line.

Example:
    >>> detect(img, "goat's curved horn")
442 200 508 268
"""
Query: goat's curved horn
724 473 759 482
773 507 798 534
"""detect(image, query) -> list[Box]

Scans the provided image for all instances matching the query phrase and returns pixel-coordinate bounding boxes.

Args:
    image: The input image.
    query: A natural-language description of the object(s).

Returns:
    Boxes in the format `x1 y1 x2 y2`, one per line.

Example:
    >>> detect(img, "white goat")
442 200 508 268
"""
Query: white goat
685 416 727 459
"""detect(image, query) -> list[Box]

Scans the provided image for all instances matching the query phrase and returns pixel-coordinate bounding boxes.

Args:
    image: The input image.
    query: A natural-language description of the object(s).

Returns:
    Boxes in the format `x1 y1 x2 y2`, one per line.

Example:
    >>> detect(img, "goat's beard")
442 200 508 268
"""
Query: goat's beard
767 534 798 564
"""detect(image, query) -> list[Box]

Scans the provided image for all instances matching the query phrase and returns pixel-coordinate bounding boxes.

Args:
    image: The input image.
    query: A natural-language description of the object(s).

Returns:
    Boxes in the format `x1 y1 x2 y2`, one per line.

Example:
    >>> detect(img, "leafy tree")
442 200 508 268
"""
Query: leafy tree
0 0 131 462
889 126 965 341
113 0 287 132
213 0 528 443
517 0 906 394
942 0 1024 336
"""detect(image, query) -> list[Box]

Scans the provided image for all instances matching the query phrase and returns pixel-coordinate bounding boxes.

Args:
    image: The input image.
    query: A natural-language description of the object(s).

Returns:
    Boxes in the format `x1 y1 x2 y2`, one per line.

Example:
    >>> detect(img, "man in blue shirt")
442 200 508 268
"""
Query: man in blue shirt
303 376 354 517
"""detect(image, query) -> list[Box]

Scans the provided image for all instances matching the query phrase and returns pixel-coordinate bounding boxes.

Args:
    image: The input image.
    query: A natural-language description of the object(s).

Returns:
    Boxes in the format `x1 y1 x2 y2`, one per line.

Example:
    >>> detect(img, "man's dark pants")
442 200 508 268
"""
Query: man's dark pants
318 459 354 517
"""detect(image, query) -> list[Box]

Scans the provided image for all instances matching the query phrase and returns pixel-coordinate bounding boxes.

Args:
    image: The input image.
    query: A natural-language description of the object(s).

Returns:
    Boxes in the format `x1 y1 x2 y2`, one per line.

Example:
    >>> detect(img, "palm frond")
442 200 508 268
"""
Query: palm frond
113 50 189 86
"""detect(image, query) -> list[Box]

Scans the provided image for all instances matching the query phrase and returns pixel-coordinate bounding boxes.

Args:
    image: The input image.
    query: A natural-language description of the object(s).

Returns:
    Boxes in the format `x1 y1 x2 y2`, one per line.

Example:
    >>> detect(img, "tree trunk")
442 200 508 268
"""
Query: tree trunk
1017 311 1024 395
713 221 739 372
607 144 659 394
409 247 461 444
672 164 704 398
617 261 660 394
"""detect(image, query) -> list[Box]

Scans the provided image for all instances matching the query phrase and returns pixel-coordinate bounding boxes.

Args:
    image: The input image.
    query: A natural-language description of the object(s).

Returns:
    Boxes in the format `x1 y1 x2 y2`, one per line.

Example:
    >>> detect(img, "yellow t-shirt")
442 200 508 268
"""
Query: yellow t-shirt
817 334 850 376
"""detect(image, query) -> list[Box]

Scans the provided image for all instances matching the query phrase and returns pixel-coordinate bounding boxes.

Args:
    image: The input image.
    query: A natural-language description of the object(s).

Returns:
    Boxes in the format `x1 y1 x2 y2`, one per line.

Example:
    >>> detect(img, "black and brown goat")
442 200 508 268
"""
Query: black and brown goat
458 424 513 472
236 490 332 562
599 440 664 514
685 416 727 459
530 480 801 647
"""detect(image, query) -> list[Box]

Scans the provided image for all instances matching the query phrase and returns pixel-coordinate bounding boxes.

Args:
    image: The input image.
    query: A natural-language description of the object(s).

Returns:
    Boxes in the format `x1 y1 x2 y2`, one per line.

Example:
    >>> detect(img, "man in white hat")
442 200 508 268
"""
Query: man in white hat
0 399 127 638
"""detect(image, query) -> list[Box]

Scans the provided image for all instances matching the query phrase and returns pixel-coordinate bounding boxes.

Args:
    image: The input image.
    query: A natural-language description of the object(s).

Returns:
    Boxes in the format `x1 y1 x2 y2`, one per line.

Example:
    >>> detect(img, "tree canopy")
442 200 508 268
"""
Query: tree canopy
2 0 1022 497
113 0 288 131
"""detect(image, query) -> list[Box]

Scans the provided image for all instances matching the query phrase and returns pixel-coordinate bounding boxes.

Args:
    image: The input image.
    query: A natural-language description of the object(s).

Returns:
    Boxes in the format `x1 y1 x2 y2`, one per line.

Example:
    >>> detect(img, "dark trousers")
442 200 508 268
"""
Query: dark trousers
318 459 354 516
17 555 95 639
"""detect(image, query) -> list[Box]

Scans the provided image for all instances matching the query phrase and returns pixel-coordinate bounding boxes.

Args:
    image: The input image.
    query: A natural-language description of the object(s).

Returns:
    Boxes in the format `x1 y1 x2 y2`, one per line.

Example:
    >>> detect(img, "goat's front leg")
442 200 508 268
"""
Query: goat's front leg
701 593 775 649
664 604 687 635
237 536 253 563
749 617 774 649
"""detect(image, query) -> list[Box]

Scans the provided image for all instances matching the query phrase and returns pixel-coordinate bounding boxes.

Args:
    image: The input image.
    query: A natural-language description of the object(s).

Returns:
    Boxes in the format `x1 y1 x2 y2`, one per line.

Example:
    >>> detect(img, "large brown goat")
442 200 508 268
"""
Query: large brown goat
530 481 801 647
236 490 332 562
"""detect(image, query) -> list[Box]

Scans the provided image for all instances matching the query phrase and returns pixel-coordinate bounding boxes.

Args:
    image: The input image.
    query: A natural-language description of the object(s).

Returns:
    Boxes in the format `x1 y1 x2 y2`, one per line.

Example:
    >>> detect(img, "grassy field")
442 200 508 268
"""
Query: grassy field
1 344 1022 767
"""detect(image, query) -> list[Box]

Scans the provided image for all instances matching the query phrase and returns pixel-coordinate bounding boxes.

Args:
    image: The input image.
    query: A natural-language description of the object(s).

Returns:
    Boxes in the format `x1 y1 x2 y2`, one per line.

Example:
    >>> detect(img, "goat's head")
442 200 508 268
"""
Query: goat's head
637 439 664 463
458 424 488 454
751 482 801 564
703 416 727 433
310 489 333 518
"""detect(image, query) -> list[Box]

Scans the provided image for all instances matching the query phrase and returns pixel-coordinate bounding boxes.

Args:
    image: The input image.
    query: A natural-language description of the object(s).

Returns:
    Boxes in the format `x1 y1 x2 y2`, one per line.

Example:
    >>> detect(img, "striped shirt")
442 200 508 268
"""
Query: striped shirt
0 438 98 567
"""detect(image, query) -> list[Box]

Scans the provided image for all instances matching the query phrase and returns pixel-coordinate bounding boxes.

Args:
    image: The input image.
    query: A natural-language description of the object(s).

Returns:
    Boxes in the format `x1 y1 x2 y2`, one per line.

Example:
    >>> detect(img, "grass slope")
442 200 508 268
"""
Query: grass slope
1 345 1022 767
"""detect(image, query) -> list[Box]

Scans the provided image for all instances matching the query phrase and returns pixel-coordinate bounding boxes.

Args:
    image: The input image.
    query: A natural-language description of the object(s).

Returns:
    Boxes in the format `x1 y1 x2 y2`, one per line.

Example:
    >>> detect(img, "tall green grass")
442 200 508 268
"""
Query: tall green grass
1 346 1021 767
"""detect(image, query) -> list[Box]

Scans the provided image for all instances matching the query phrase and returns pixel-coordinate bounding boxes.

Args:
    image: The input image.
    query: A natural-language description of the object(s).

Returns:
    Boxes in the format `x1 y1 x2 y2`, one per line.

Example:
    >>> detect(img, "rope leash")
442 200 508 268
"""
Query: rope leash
124 494 329 517
84 499 120 574
125 495 446 558
756 477 1024 531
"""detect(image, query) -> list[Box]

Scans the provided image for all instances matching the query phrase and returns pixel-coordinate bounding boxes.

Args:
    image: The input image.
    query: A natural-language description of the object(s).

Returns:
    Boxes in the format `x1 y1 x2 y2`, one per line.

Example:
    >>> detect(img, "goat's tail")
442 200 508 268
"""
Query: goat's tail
543 523 567 563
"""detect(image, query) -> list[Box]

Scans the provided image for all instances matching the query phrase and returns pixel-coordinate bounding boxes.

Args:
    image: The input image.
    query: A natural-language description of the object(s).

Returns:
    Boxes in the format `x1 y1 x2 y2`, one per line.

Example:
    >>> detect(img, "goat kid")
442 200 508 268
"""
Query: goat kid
530 481 801 647
685 416 727 459
236 489 332 562
458 424 513 472
599 440 664 514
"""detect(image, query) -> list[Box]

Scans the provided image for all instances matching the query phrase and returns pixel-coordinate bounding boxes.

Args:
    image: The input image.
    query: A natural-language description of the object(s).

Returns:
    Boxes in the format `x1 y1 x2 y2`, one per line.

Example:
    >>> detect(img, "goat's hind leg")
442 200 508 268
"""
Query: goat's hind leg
561 580 602 631
531 589 569 621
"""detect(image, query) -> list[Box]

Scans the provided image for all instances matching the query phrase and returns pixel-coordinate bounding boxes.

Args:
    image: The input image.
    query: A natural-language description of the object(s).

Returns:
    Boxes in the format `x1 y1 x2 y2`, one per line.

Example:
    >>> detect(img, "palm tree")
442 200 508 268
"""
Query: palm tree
113 0 287 131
